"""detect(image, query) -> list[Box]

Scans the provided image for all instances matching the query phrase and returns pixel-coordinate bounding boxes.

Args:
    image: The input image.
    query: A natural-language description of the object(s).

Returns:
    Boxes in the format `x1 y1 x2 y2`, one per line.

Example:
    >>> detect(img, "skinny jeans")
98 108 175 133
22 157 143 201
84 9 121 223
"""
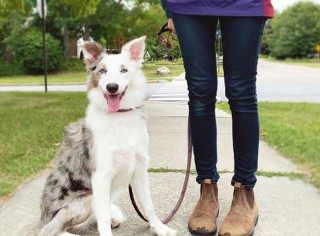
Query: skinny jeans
171 14 266 188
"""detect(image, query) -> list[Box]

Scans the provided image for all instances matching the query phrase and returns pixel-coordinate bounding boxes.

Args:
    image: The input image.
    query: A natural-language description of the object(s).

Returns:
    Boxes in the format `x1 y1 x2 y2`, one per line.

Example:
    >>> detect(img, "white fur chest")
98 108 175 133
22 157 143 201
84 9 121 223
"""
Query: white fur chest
85 105 148 175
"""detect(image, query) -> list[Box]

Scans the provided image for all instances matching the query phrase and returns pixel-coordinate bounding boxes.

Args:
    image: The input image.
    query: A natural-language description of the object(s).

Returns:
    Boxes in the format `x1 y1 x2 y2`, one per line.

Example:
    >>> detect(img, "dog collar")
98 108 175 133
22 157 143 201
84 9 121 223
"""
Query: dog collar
117 108 133 112
117 105 143 112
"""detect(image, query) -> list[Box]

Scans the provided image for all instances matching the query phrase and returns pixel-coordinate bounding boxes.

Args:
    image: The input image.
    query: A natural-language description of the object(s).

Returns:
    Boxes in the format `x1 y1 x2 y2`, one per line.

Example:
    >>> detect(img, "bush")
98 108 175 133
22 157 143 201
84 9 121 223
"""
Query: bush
269 2 320 59
16 31 64 74
62 58 86 72
0 60 25 76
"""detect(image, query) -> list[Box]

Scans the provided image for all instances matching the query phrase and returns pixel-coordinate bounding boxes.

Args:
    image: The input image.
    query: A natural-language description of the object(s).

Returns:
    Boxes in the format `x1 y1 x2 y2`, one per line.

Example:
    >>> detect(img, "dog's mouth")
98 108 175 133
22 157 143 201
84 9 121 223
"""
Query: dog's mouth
103 88 127 112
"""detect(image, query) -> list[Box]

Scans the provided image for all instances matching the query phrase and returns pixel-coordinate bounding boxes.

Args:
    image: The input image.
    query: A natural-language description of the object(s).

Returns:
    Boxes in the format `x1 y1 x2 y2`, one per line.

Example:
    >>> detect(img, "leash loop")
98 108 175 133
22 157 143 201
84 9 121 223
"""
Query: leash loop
129 117 193 224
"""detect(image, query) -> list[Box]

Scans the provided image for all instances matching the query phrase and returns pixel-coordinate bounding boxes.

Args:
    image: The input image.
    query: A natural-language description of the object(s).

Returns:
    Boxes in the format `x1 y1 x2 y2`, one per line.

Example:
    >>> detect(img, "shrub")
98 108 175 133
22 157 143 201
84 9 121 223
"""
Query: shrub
0 60 25 76
16 31 64 74
62 58 86 72
269 2 320 59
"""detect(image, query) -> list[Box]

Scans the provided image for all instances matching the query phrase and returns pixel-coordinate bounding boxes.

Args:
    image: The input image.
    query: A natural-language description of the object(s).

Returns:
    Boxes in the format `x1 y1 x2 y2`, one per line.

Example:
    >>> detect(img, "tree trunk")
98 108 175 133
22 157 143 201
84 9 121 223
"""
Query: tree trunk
83 24 90 41
63 24 71 59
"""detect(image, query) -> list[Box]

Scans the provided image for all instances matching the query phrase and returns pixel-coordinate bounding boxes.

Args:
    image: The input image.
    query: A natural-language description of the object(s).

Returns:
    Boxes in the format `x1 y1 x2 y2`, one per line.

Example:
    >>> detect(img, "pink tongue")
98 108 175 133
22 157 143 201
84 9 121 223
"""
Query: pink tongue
107 95 121 112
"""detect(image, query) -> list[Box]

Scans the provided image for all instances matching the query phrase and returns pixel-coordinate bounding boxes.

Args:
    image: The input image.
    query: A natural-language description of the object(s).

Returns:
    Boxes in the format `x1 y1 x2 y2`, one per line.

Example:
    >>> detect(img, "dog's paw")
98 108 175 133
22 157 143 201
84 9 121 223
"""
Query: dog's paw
150 223 177 236
111 204 125 228
111 217 124 228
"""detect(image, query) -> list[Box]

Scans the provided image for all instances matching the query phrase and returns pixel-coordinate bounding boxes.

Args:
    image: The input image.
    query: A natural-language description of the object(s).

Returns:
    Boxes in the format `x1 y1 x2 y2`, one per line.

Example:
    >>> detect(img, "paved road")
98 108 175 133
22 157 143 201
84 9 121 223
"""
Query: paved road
219 59 320 103
0 59 319 103
149 59 320 103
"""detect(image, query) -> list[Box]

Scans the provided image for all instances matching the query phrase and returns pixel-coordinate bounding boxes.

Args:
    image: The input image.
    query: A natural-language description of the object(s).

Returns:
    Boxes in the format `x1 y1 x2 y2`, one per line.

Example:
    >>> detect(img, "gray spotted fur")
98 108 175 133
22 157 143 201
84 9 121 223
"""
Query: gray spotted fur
39 118 95 235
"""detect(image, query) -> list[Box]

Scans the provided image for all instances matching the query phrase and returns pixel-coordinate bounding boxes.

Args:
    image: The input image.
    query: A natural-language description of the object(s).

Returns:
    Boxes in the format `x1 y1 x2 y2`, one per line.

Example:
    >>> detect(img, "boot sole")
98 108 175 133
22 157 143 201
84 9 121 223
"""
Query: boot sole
188 226 217 236
218 215 259 236
188 211 219 236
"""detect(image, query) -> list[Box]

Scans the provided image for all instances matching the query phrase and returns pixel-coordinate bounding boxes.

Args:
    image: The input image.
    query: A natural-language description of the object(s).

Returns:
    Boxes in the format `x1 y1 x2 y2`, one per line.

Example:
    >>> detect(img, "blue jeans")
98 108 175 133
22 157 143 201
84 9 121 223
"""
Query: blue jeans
171 14 266 188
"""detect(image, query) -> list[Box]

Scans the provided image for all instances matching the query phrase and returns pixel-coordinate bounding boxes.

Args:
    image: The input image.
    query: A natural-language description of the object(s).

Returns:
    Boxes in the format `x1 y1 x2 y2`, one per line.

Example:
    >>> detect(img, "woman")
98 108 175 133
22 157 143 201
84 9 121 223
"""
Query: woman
161 1 274 236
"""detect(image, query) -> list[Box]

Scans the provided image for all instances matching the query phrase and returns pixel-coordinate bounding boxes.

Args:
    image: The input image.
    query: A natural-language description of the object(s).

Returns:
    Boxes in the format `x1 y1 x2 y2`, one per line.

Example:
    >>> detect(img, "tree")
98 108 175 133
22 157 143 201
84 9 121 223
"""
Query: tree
41 0 101 58
0 0 26 17
0 0 34 60
260 20 272 56
269 2 320 59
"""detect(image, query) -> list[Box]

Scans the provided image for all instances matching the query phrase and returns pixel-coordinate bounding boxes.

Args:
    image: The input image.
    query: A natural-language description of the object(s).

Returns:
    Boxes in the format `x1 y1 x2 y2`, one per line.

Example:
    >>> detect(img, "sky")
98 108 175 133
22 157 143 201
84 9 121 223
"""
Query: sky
272 0 320 12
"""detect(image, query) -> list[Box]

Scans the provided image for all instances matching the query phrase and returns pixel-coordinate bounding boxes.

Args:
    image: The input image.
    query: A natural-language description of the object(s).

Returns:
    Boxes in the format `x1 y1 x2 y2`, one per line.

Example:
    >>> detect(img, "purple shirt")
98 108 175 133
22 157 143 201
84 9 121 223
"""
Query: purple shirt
164 0 274 18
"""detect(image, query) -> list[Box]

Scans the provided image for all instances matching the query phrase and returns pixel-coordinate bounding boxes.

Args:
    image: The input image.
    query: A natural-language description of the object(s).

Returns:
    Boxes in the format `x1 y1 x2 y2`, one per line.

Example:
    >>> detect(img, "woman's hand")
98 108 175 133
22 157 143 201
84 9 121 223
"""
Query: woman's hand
168 18 176 34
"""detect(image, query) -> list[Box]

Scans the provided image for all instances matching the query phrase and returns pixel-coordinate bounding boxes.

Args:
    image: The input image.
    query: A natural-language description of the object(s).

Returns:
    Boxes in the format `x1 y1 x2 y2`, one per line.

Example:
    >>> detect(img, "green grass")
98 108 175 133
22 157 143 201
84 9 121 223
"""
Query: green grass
217 101 320 188
0 62 186 85
259 102 320 187
0 92 88 198
143 62 185 82
0 72 87 85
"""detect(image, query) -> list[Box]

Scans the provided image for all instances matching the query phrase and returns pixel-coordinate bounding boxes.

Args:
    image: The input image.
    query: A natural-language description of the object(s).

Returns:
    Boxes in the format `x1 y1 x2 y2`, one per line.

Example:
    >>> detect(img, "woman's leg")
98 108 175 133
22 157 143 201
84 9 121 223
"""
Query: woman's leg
219 16 266 236
220 17 266 188
172 13 220 184
171 13 220 235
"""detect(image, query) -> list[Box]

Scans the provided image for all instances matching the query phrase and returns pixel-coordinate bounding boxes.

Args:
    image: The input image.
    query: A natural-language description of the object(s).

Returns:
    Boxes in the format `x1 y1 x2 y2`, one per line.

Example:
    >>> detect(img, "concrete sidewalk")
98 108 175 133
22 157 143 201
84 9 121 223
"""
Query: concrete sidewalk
0 102 319 236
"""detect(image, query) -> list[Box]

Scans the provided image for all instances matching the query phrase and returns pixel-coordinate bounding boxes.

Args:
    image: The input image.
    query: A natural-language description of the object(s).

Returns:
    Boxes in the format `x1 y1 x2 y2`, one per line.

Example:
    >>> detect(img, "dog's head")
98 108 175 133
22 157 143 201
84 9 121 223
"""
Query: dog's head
80 36 146 112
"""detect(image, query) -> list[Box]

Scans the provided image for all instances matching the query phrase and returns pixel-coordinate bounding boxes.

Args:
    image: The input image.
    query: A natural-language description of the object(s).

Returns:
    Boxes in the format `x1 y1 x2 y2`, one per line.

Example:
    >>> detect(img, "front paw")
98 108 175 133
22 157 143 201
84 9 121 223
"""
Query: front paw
97 222 113 236
150 223 177 236
111 204 125 228
99 231 113 236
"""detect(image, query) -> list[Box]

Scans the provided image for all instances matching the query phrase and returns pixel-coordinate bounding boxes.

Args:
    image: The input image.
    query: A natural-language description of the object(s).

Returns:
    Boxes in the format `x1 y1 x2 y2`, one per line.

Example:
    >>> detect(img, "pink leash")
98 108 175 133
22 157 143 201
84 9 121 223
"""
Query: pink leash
129 119 193 224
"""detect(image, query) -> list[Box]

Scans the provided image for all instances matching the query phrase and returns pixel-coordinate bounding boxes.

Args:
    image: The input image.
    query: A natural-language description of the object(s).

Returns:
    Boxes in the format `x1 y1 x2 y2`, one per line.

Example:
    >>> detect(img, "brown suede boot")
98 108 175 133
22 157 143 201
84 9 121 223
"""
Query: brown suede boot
188 179 219 235
218 182 259 236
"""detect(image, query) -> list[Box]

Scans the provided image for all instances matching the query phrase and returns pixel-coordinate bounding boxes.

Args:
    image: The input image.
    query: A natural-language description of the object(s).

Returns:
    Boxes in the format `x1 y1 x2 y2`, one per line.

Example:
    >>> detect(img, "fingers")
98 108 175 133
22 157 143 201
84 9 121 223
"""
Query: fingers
168 19 176 34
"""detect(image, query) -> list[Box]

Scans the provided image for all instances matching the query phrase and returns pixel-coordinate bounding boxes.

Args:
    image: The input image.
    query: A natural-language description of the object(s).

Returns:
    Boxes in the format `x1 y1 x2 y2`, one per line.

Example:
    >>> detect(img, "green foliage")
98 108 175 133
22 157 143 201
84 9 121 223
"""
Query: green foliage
62 58 86 72
146 34 181 62
260 20 272 55
16 31 64 74
0 0 181 70
269 2 320 59
61 0 100 17
0 10 28 60
0 0 28 17
0 0 34 61
0 60 25 76
89 1 171 52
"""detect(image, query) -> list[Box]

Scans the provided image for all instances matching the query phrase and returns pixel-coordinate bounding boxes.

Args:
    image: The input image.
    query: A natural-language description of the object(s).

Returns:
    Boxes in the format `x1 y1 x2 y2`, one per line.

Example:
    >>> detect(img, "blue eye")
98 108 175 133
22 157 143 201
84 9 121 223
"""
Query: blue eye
120 68 128 73
99 68 107 74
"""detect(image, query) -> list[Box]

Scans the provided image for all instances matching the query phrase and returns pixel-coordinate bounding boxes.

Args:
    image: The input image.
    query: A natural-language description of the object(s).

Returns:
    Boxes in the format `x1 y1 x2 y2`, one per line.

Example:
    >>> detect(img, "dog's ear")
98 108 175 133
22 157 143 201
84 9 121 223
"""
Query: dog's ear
121 36 146 65
80 41 104 65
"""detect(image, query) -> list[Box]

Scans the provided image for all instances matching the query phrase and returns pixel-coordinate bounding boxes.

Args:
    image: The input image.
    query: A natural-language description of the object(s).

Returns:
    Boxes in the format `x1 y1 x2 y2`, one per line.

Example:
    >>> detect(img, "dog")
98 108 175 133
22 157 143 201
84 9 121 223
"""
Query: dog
39 36 177 236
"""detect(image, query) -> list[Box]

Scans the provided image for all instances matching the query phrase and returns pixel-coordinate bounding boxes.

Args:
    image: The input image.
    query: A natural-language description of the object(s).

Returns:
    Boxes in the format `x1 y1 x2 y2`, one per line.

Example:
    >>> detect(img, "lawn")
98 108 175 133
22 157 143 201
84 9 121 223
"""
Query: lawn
0 92 88 200
0 62 186 85
217 102 320 188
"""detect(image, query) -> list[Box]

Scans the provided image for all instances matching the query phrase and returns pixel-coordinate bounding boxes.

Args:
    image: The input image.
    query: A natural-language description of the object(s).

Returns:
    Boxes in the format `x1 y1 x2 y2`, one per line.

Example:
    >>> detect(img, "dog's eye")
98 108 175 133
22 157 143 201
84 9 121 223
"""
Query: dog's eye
99 68 107 74
120 68 128 73
91 66 96 71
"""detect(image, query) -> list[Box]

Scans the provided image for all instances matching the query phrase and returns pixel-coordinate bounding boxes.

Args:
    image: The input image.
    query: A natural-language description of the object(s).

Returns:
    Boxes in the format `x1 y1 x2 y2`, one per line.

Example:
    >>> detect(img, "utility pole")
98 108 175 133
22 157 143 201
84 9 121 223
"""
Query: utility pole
38 0 48 92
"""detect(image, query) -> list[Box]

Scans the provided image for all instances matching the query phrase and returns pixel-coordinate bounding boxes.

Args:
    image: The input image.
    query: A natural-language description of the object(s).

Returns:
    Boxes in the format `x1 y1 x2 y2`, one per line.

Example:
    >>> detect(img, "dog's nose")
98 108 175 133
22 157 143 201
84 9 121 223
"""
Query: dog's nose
106 83 119 93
